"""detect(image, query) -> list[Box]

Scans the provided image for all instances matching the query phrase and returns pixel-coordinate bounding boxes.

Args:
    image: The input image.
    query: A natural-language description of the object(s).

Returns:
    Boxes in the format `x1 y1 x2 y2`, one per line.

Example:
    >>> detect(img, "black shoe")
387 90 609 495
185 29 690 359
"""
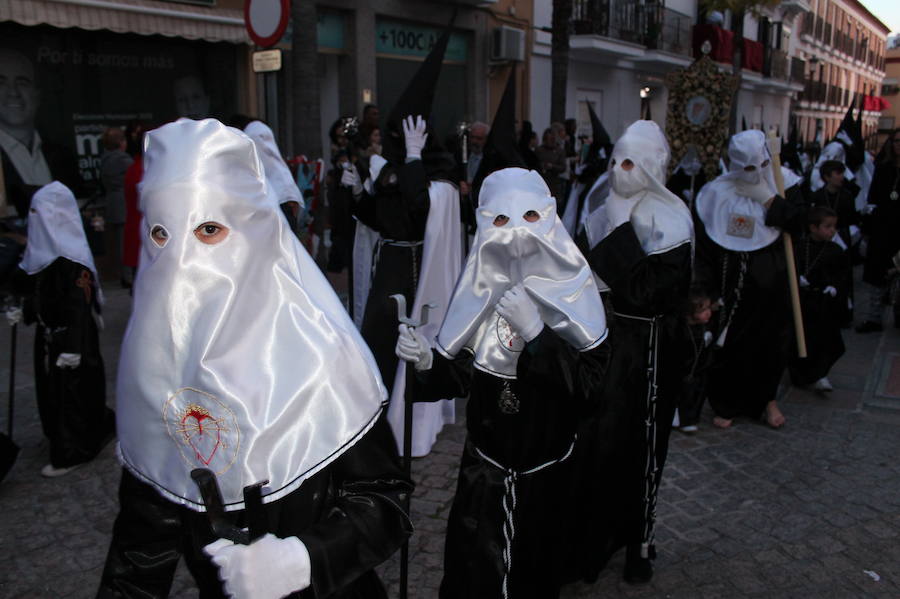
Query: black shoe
624 545 653 584
855 321 883 333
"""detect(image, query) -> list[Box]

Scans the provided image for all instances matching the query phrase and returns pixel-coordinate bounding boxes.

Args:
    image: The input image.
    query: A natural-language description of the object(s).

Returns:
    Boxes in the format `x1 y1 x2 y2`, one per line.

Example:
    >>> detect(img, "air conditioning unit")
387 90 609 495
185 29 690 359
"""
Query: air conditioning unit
492 26 525 62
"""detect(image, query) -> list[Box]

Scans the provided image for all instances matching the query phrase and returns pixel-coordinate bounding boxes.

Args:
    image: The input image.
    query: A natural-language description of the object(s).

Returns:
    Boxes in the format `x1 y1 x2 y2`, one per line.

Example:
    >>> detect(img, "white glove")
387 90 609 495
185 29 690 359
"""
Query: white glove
823 286 837 297
322 229 333 249
204 533 311 599
495 284 543 342
339 165 364 197
5 307 23 326
799 275 810 288
395 324 433 371
735 179 774 205
402 115 428 161
56 353 81 369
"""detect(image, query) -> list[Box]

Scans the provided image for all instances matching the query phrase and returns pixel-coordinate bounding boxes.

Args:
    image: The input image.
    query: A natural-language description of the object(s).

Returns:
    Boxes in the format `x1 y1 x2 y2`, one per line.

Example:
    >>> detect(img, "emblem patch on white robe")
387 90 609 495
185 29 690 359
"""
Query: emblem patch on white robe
726 213 755 239
164 387 240 475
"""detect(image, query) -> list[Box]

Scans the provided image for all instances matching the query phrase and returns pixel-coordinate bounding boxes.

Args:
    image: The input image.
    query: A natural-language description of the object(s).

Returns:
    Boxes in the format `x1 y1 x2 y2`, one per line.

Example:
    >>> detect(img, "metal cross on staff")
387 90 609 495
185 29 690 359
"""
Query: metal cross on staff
390 293 435 599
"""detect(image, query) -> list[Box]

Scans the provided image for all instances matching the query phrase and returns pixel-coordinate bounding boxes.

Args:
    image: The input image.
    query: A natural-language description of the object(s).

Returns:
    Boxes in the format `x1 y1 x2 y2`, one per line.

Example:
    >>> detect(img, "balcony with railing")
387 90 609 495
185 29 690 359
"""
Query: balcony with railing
570 0 693 62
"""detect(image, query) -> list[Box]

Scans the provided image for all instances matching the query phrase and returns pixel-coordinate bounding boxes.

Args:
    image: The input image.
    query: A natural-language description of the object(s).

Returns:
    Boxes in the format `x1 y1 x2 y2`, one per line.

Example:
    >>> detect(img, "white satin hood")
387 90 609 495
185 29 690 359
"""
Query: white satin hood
601 121 693 255
20 182 102 304
696 130 780 252
436 168 607 378
117 119 386 511
244 120 302 206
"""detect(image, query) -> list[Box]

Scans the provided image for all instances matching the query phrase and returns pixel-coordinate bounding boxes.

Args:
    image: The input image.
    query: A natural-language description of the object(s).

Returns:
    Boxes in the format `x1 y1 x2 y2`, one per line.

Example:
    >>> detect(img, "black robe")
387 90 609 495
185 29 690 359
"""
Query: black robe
97 414 412 599
694 193 804 420
674 322 714 428
862 162 900 286
16 257 113 468
353 159 430 393
417 327 609 598
576 223 692 580
789 236 848 385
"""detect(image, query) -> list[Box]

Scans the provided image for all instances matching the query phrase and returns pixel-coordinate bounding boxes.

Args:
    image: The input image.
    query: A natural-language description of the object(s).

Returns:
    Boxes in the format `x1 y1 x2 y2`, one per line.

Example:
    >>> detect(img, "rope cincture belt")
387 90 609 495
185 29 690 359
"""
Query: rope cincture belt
474 437 577 599
370 238 424 289
614 311 661 560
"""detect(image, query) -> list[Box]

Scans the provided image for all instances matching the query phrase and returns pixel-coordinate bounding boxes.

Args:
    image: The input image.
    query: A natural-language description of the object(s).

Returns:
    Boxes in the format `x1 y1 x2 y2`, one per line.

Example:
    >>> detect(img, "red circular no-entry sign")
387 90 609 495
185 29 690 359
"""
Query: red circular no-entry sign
244 0 291 48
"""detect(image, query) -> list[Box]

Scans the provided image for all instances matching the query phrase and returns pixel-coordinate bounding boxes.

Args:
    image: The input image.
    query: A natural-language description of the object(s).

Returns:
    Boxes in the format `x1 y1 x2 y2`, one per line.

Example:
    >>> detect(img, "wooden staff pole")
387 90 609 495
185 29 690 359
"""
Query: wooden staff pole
767 130 807 358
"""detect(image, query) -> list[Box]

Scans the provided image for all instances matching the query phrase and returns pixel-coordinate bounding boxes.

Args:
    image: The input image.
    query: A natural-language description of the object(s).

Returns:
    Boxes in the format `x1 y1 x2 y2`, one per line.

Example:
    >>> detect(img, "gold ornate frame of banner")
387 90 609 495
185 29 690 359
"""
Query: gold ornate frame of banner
664 52 738 181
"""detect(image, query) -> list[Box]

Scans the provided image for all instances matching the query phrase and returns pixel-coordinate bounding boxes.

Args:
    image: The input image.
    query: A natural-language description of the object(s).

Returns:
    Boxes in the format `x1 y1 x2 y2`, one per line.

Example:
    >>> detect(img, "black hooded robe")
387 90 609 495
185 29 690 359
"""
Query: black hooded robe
416 327 608 599
576 223 692 580
789 236 848 385
694 192 804 420
353 151 457 393
14 257 113 468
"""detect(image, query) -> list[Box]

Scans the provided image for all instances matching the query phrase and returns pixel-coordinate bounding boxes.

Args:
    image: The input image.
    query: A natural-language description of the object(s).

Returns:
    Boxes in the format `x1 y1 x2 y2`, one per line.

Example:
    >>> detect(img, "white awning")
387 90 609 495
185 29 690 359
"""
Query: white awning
0 0 250 44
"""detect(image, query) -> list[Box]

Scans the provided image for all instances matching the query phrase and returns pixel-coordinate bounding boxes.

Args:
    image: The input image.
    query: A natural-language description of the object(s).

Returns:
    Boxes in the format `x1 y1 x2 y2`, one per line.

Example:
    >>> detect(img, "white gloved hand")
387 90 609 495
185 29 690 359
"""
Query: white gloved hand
5 307 23 326
823 286 837 297
322 229 333 248
402 115 428 161
340 165 364 197
395 324 433 371
495 284 543 342
799 275 810 288
735 179 774 205
204 533 311 599
56 353 81 369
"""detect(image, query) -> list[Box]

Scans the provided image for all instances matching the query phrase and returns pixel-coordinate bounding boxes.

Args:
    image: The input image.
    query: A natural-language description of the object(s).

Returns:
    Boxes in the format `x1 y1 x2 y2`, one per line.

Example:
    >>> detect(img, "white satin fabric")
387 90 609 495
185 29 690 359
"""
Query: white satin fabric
117 119 386 511
20 181 103 305
594 121 693 256
436 168 607 379
243 121 302 206
696 130 781 252
387 180 461 457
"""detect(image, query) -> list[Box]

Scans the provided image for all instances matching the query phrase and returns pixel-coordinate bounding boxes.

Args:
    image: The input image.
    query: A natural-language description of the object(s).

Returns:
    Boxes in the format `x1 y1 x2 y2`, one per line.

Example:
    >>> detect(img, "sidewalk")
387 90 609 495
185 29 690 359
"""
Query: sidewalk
0 283 898 598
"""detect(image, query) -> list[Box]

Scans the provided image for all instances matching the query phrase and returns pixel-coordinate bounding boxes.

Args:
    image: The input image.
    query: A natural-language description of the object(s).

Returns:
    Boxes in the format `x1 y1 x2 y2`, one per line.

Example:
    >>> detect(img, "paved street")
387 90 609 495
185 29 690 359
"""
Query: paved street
1 280 899 598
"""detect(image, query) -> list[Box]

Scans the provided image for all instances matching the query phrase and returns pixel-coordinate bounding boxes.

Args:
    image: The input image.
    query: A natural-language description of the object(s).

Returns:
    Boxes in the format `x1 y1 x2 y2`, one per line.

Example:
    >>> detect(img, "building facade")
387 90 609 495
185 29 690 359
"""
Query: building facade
528 0 814 145
793 0 889 149
877 45 899 144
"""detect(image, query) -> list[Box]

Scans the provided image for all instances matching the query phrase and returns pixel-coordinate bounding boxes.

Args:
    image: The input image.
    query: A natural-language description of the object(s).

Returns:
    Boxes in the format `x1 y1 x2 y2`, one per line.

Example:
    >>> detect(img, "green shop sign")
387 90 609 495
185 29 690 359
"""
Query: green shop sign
375 19 467 62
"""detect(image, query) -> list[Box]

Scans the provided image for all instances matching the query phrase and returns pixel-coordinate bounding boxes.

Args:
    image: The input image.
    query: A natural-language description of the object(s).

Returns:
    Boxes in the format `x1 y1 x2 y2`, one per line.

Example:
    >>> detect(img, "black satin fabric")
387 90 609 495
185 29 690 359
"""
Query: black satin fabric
97 415 412 599
419 327 609 598
573 224 691 582
18 258 113 468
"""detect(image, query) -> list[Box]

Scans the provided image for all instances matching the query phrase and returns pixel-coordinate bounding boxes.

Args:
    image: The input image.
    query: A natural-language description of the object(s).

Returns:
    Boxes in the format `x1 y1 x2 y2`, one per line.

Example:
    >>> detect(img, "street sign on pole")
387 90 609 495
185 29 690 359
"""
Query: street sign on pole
244 0 291 48
252 49 283 73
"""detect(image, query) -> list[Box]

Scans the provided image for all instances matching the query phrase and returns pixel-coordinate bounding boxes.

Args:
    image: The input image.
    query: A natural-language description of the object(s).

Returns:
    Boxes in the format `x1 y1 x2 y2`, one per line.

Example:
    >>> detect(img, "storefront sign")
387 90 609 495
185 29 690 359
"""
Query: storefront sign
375 19 467 62
1 23 239 195
252 49 282 72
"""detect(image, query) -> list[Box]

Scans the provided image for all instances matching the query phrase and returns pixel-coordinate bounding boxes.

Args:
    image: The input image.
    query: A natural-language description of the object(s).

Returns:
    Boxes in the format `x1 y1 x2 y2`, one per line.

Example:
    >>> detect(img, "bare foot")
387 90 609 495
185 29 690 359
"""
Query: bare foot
712 416 733 429
765 401 785 429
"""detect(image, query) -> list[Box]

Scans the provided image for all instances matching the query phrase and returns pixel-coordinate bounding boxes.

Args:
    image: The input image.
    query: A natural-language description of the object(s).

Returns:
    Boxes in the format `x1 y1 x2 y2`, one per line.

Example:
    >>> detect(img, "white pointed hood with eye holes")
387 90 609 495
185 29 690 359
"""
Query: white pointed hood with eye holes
696 130 781 252
591 120 693 256
116 119 386 512
436 168 607 379
20 181 103 306
243 120 303 206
